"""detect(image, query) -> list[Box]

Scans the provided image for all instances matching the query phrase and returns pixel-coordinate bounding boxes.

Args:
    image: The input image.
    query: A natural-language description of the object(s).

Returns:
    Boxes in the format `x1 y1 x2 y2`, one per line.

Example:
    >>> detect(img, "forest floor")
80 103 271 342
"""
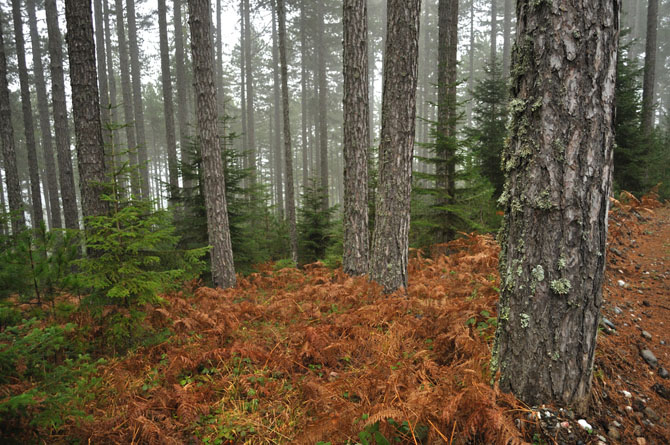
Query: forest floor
4 194 670 445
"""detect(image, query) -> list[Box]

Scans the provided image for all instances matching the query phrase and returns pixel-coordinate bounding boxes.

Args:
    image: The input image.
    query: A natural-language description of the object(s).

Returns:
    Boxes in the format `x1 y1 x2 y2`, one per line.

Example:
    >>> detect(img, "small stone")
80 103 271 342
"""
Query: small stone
577 419 592 431
644 407 660 421
602 318 616 330
641 349 658 368
652 383 670 399
617 279 626 287
636 438 646 445
608 427 620 441
659 367 669 379
643 300 651 307
625 405 634 413
560 421 570 428
633 425 643 436
642 330 652 340
597 435 608 443
611 420 622 428
597 441 607 445
661 340 666 345
565 410 575 420
622 390 632 398
614 306 623 315
633 398 646 412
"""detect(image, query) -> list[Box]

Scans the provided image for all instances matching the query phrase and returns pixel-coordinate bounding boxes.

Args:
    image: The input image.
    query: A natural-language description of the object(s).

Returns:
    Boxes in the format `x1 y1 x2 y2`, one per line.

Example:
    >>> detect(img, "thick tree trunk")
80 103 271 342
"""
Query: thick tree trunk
158 0 179 198
188 0 236 289
343 0 370 276
12 0 44 228
45 0 79 230
502 0 513 78
369 0 420 293
243 0 257 184
0 19 26 233
174 0 192 190
27 0 62 229
277 0 298 263
492 0 618 412
126 0 150 200
641 0 658 136
65 0 110 220
316 5 328 209
271 0 284 217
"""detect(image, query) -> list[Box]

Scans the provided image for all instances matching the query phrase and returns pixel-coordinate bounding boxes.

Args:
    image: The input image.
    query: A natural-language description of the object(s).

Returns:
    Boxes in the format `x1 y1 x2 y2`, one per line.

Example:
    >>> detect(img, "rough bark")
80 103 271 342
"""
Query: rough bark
102 0 120 157
277 0 298 264
216 0 224 118
492 0 618 412
114 0 140 197
641 0 657 136
502 0 513 78
158 0 179 197
0 18 26 233
12 0 44 228
316 4 328 209
187 0 236 289
27 0 62 229
65 0 110 220
45 0 79 230
174 0 192 190
271 0 284 217
126 0 150 200
343 0 370 276
243 0 257 184
369 0 421 293
93 0 111 164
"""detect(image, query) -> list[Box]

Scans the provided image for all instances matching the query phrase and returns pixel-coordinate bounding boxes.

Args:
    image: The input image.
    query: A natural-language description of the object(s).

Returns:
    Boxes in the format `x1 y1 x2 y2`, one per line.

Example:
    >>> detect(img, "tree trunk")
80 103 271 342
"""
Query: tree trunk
316 4 328 209
239 1 248 165
502 0 513 78
158 0 179 198
492 0 618 412
343 0 370 276
641 0 658 136
243 0 257 185
45 0 79 230
174 0 192 191
271 0 284 217
277 0 298 264
369 0 421 293
187 0 236 289
0 18 26 233
102 0 120 160
65 0 110 220
93 0 111 158
126 0 150 200
216 0 224 118
27 0 62 229
300 0 309 189
490 0 497 64
465 0 475 127
12 0 44 228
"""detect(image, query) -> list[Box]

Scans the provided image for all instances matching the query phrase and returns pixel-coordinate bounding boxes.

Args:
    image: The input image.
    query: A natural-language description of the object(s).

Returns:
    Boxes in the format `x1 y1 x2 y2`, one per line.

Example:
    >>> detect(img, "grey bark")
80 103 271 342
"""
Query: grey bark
243 0 256 184
188 0 236 288
12 0 44 228
300 0 308 189
466 0 474 126
158 0 179 197
343 0 370 276
239 1 248 164
369 0 421 293
490 0 497 64
502 0 513 78
277 0 298 263
27 0 62 229
216 0 224 117
45 0 79 230
126 0 150 200
641 0 658 136
102 0 121 169
316 4 328 209
93 0 111 162
492 0 618 412
271 0 284 217
174 0 192 190
0 18 26 233
65 0 110 220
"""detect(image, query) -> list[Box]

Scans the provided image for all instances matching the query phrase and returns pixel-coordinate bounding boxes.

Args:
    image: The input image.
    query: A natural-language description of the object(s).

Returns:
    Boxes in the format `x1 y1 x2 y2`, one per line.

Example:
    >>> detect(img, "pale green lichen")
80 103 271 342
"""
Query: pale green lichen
550 278 572 295
531 98 543 112
516 265 523 277
535 189 553 210
520 313 530 328
531 265 545 282
511 198 523 213
499 306 510 321
552 351 560 361
558 255 567 270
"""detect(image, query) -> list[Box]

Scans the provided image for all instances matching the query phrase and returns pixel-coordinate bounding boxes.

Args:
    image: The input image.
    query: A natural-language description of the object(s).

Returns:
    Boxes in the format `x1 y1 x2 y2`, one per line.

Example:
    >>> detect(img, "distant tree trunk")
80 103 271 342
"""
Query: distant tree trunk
12 0 44 228
0 167 7 235
188 0 236 288
342 0 370 276
243 0 257 184
271 0 284 217
65 0 109 220
277 0 298 263
466 0 475 126
45 0 79 230
27 0 62 229
300 0 309 188
114 0 140 197
174 0 191 191
316 4 328 209
126 0 150 200
102 0 120 155
158 0 179 198
368 1 375 147
641 0 658 136
239 1 248 164
492 0 618 413
369 0 420 293
93 0 110 155
216 0 224 118
502 0 512 78
0 19 26 233
490 0 497 64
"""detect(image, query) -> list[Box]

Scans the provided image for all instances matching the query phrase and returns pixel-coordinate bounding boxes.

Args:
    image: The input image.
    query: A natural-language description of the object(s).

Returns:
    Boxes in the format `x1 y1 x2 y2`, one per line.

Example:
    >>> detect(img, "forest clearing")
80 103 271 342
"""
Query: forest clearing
1 192 668 444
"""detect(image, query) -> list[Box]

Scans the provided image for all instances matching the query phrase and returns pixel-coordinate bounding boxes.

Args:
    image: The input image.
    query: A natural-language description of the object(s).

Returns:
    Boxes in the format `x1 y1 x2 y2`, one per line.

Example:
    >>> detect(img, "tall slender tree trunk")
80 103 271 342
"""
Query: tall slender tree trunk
239 1 248 164
369 0 421 293
188 0 236 289
492 0 618 412
158 0 179 198
300 0 309 187
243 0 257 184
502 0 512 78
641 0 658 136
316 4 328 209
45 0 79 230
65 0 109 220
466 0 475 126
367 0 375 147
93 0 111 159
216 0 224 118
114 0 140 196
27 0 62 229
102 0 120 154
0 167 7 235
271 0 284 217
174 0 191 191
0 19 26 233
12 0 44 228
277 0 298 263
343 0 370 276
490 0 497 64
126 0 150 200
